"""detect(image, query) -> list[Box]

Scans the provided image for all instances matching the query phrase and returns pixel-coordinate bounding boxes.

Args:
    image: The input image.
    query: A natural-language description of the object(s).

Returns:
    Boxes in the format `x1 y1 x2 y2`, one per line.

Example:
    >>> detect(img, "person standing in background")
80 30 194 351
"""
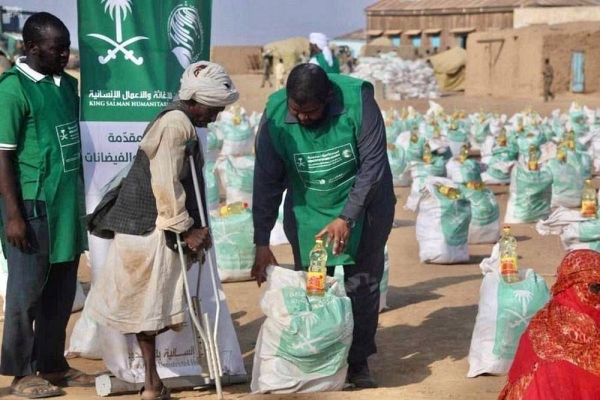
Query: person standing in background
260 48 274 88
274 58 286 91
308 32 340 74
543 58 555 102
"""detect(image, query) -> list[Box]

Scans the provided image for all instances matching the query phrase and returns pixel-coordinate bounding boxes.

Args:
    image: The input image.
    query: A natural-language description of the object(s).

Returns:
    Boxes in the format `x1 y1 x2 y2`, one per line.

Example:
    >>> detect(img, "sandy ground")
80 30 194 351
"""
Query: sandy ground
0 74 595 399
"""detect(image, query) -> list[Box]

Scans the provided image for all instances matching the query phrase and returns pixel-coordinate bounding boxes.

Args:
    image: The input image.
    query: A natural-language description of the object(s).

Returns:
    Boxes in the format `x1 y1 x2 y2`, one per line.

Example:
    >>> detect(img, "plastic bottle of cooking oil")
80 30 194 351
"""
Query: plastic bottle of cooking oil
219 201 248 216
437 185 461 200
582 179 597 219
458 142 469 163
497 128 507 147
499 226 520 283
423 140 432 164
410 128 419 144
306 238 328 297
556 141 567 163
528 144 539 171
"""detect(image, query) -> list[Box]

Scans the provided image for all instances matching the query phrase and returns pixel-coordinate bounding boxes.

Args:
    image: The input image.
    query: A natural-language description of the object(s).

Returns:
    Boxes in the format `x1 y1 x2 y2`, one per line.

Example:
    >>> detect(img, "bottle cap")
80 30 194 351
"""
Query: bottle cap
315 237 323 243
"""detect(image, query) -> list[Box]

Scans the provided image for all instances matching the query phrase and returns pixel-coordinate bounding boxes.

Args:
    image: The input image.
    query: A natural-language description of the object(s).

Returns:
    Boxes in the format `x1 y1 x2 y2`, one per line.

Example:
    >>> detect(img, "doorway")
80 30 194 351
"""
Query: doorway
571 51 585 93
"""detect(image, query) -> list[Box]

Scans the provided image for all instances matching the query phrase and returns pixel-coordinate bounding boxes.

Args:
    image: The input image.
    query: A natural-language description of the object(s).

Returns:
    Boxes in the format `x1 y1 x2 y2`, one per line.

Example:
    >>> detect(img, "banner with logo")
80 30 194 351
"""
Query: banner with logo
74 0 247 382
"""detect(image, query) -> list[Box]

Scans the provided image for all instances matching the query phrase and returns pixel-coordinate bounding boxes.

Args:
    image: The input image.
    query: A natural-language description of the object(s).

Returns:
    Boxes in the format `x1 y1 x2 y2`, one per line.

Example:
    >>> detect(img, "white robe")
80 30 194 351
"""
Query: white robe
86 110 198 334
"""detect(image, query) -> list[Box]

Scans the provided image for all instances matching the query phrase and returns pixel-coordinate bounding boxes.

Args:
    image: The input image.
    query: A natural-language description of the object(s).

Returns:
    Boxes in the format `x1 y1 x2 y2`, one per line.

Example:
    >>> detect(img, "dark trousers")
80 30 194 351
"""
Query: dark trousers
285 208 392 366
0 200 78 376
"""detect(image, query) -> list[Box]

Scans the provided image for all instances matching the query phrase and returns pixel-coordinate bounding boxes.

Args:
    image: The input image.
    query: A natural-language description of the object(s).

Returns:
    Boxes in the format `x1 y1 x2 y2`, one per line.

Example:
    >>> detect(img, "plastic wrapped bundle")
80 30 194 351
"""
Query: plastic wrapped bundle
504 164 553 224
350 54 440 100
270 190 289 246
395 131 425 163
220 120 255 156
251 266 353 394
212 210 256 282
204 161 220 211
546 157 583 208
536 207 600 251
462 187 500 244
446 129 468 158
416 178 471 264
205 123 223 162
467 245 550 378
387 143 409 187
217 155 255 208
405 157 447 211
482 145 518 185
568 150 592 179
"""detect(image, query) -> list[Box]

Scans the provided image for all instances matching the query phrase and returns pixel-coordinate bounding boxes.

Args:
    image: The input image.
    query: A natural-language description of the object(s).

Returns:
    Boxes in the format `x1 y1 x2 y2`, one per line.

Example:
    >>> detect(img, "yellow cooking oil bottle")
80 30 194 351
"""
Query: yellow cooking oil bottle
582 179 597 219
499 226 520 283
423 140 432 164
306 238 328 296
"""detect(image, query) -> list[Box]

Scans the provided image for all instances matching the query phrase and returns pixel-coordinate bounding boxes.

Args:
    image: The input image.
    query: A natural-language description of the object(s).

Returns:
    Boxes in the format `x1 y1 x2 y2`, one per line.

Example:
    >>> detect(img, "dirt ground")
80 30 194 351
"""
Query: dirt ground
0 75 597 399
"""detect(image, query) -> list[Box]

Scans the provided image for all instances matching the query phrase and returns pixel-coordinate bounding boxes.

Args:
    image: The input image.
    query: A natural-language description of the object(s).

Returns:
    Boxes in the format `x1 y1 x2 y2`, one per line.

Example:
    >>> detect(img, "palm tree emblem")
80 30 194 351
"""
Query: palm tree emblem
102 0 131 43
87 0 148 65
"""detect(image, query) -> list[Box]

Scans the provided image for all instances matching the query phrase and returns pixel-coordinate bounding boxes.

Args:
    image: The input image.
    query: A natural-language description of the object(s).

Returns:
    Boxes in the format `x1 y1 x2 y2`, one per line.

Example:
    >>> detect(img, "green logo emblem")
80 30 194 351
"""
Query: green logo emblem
168 3 204 68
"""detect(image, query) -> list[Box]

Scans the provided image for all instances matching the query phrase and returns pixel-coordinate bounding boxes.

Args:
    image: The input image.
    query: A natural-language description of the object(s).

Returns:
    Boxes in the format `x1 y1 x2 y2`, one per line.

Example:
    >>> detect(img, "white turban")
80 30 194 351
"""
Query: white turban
179 61 239 107
309 32 334 67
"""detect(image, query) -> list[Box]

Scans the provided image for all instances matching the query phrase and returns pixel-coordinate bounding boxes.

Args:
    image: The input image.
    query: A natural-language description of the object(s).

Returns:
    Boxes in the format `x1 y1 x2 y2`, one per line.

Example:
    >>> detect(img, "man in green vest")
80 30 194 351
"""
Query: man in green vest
309 32 340 74
251 63 395 388
0 12 93 398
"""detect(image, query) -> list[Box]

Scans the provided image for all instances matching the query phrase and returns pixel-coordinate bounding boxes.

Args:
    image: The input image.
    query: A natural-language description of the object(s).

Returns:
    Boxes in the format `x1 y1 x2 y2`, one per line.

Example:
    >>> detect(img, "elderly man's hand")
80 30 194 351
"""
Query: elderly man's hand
251 245 278 287
182 227 211 253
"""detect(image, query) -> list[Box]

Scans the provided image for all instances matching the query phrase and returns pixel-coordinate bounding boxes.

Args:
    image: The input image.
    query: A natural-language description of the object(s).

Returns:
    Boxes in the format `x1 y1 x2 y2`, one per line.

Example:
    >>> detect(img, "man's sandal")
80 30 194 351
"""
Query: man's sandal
40 368 95 387
10 375 65 399
139 385 171 400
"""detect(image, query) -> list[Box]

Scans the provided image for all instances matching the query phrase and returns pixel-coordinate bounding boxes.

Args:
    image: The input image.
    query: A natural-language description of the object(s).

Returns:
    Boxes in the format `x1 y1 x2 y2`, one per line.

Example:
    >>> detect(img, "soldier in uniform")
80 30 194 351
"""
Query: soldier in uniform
543 58 555 102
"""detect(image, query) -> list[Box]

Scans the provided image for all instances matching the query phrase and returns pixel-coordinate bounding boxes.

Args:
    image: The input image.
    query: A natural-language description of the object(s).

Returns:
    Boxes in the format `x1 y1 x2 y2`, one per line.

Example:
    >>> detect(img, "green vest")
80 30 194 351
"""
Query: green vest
0 68 87 263
315 53 340 74
266 74 368 266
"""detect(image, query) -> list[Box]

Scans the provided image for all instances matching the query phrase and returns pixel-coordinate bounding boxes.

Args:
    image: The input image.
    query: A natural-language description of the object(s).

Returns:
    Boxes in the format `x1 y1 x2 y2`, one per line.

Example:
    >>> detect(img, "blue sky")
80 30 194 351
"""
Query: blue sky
12 0 373 48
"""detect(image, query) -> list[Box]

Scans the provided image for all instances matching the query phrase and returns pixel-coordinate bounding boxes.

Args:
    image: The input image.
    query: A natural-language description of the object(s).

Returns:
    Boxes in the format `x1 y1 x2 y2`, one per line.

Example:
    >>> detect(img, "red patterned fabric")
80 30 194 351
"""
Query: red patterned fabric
499 250 600 400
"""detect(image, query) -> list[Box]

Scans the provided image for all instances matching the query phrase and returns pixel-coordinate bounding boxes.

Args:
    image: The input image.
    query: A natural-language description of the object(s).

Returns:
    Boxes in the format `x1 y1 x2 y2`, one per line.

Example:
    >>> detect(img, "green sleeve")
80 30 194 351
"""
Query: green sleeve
0 76 28 150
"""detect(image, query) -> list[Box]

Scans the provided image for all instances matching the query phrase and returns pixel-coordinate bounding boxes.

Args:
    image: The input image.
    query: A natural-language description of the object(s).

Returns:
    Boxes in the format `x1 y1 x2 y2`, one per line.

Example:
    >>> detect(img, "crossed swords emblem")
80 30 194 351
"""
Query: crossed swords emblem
88 33 148 65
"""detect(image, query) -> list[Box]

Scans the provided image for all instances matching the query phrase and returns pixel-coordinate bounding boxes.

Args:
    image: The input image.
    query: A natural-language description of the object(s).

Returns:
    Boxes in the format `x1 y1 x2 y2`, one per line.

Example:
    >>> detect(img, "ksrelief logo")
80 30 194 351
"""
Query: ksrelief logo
168 3 204 68
88 0 148 65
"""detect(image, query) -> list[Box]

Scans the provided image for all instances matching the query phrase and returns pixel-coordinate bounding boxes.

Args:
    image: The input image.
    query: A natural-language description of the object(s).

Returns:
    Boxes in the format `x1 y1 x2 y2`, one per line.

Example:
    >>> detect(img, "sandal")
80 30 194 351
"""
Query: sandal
40 368 95 387
139 385 171 400
10 375 65 399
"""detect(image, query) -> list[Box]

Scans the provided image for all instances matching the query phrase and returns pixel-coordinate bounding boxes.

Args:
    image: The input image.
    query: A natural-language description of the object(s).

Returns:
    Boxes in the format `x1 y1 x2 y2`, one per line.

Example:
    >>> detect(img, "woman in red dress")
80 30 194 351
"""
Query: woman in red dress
499 249 600 400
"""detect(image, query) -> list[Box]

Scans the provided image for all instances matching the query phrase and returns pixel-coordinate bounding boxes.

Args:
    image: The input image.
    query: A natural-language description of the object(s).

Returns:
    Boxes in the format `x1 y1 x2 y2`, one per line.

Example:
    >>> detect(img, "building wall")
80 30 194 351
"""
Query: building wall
466 30 543 97
514 7 600 28
210 46 263 75
466 26 600 98
542 29 600 95
367 11 513 53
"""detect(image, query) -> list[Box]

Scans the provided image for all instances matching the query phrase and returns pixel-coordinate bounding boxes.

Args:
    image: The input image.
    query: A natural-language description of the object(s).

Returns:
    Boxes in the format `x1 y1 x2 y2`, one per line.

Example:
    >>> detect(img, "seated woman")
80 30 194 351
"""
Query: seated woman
499 249 600 400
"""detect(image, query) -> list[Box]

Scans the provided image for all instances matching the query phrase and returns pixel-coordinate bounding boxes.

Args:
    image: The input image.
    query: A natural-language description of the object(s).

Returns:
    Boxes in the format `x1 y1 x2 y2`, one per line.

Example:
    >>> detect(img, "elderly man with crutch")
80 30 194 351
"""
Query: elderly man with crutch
85 61 239 400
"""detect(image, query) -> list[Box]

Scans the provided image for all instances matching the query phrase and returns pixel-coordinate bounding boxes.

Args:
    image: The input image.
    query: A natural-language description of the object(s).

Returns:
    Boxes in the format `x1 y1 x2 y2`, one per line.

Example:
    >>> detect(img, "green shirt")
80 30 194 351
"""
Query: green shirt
0 70 45 200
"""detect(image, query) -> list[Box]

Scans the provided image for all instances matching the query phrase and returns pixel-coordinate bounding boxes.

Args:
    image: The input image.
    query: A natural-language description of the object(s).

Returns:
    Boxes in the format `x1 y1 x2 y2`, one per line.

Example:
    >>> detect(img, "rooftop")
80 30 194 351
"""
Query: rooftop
366 0 600 14
333 29 368 41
